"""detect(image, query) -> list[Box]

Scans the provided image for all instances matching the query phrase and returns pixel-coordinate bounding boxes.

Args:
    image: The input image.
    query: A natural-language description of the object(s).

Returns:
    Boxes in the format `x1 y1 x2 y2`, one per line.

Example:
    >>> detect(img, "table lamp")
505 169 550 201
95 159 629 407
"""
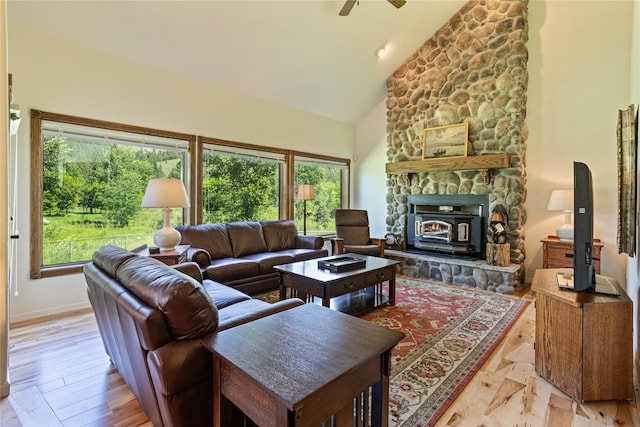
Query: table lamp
297 184 314 235
547 189 573 240
141 179 190 251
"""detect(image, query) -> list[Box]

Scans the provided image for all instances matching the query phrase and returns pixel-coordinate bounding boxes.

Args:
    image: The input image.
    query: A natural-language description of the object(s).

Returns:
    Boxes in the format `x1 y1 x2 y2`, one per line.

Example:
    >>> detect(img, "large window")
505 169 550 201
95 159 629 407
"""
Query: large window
294 154 349 236
200 139 286 223
30 111 350 278
31 111 194 278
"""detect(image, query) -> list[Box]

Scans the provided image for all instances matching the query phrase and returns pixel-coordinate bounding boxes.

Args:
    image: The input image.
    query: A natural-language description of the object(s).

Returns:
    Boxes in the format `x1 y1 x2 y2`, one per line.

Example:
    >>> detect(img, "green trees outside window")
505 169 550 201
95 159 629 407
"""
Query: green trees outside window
202 151 280 223
31 111 349 278
294 163 343 235
39 124 188 267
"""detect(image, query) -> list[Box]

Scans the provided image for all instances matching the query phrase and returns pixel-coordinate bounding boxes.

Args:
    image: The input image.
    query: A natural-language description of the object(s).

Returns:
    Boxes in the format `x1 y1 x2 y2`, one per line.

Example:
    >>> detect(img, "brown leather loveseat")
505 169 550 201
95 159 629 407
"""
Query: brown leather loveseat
84 245 304 427
177 219 328 295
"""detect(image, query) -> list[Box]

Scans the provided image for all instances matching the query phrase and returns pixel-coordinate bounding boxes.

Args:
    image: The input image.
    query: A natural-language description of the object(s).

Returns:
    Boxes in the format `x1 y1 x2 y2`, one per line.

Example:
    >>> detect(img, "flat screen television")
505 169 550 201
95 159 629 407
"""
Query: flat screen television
557 161 619 295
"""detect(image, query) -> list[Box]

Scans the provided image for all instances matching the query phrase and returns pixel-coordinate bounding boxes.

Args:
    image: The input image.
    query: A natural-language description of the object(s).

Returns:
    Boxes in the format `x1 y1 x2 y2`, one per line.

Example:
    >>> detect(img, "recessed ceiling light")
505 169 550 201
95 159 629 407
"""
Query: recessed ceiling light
375 46 387 58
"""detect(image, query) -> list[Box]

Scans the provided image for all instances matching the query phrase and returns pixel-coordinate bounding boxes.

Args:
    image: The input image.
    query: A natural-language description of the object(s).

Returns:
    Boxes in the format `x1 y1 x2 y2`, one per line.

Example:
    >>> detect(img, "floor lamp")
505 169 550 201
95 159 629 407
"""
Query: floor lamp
297 184 314 235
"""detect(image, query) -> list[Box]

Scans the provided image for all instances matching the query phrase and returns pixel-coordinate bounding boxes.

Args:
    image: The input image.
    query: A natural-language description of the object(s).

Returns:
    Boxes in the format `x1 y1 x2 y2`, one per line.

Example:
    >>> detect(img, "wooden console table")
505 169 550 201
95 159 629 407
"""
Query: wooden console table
531 269 632 401
202 304 404 426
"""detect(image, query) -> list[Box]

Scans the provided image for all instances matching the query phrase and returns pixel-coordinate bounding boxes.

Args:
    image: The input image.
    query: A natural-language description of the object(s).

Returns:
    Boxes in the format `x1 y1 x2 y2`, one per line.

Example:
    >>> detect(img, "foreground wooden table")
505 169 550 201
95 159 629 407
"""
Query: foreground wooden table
202 304 404 426
531 269 632 401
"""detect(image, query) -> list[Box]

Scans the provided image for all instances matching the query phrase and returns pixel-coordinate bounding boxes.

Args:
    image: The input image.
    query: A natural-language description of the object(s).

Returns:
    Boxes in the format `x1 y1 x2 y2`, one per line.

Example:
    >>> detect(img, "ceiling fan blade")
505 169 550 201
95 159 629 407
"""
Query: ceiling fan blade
387 0 406 8
339 0 357 16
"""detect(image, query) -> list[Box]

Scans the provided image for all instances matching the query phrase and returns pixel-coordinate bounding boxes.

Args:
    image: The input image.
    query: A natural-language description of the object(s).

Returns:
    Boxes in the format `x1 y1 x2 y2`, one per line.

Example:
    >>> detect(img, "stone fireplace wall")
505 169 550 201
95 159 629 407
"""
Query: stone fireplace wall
386 0 529 282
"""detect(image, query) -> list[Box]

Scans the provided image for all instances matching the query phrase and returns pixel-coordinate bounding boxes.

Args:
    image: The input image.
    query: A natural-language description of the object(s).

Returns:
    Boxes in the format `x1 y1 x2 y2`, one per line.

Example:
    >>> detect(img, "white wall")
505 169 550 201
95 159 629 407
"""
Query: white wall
1 0 11 398
7 26 354 322
354 99 387 238
525 1 632 287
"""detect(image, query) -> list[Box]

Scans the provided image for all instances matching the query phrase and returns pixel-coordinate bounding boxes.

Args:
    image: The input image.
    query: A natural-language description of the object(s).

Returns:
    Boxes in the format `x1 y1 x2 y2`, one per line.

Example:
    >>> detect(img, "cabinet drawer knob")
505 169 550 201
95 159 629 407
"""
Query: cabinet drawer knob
565 253 574 259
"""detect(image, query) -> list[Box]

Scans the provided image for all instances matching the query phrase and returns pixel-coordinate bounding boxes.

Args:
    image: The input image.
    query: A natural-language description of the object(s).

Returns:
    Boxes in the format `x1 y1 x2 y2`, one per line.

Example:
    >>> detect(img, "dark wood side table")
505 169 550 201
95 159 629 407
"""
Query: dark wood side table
133 244 189 266
201 304 404 427
541 236 603 273
531 269 632 401
274 255 399 317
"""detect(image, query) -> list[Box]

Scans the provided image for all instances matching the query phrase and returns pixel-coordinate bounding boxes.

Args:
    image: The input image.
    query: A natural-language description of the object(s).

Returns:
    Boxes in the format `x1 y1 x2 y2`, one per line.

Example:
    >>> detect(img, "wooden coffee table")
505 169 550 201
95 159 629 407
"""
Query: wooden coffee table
202 303 405 427
274 254 399 316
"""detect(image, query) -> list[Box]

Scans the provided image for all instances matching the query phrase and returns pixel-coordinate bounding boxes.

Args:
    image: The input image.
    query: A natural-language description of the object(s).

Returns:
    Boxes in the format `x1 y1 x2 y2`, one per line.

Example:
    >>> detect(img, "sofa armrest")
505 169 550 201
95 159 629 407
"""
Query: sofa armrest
331 237 344 255
217 298 304 331
185 247 212 268
172 262 204 283
295 235 325 249
147 339 213 396
370 237 386 257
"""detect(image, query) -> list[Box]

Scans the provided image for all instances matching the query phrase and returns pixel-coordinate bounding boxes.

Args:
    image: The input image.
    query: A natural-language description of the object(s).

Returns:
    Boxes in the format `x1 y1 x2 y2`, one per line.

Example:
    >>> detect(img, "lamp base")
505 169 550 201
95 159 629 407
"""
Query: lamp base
556 223 574 241
154 226 181 252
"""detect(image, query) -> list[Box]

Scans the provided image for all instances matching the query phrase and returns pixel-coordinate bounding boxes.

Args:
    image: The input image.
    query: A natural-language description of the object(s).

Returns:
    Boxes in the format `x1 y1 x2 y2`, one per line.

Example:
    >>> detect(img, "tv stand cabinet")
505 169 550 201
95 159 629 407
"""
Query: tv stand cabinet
532 269 632 401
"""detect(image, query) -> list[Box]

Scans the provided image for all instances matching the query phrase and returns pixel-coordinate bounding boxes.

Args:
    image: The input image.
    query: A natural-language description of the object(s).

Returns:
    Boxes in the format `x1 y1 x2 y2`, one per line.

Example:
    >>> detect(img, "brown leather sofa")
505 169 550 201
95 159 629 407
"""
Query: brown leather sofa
177 220 328 295
84 245 304 427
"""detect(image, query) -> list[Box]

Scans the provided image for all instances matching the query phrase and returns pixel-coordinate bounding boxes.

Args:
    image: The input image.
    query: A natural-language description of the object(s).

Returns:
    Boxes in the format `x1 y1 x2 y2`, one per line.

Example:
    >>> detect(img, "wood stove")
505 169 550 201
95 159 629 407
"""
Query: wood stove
406 194 489 259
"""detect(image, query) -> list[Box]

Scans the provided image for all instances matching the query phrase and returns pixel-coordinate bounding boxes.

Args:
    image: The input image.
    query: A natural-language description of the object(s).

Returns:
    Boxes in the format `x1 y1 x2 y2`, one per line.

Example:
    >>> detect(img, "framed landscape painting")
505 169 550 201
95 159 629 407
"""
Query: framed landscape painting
422 122 469 159
617 104 638 256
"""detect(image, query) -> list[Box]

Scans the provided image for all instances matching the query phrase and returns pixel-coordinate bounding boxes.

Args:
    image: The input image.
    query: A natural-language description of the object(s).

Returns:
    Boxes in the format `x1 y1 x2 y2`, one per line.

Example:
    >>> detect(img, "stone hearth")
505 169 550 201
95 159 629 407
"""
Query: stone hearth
386 250 520 294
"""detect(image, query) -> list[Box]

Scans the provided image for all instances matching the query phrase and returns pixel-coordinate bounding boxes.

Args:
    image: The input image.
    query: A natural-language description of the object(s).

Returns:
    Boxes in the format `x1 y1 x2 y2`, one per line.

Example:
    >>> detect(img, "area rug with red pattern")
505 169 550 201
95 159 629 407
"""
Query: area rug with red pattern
361 277 529 426
256 276 529 426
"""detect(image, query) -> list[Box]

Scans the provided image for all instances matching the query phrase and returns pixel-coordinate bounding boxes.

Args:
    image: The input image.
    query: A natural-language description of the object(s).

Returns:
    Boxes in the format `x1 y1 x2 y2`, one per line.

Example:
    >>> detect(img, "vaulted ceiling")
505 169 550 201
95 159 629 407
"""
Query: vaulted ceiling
8 0 468 124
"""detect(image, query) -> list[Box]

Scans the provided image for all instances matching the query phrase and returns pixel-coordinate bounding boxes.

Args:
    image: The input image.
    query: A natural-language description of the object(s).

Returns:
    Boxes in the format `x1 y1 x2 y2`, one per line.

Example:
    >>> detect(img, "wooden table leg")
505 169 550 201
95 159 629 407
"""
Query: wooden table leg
279 273 286 301
371 350 392 427
213 356 232 427
389 270 396 306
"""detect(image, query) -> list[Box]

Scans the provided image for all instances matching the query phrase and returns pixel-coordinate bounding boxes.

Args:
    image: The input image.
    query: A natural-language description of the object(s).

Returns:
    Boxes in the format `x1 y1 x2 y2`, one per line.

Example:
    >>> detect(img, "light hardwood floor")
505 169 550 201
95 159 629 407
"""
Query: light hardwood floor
1 286 639 427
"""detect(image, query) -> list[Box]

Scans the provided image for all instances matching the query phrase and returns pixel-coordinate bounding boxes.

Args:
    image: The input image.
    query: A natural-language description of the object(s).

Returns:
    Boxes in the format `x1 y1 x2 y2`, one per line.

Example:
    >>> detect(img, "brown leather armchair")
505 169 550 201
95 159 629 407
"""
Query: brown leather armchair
331 209 385 257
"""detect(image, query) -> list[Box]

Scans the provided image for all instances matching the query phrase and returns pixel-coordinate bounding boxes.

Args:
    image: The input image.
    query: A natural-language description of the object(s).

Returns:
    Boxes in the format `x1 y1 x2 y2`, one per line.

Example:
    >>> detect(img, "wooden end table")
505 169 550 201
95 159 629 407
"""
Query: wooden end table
540 236 603 273
133 244 189 265
201 304 404 427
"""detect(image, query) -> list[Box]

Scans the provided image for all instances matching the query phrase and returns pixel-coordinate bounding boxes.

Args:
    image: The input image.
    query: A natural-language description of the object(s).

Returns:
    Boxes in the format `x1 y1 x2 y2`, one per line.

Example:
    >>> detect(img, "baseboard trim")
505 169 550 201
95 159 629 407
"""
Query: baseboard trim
9 301 91 324
0 381 10 398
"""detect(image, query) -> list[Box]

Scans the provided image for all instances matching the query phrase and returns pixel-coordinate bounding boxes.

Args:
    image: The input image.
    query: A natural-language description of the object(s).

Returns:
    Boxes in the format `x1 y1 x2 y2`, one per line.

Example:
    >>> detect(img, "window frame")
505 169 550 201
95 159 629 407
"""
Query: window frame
289 151 350 223
197 136 289 224
29 111 351 278
30 110 197 279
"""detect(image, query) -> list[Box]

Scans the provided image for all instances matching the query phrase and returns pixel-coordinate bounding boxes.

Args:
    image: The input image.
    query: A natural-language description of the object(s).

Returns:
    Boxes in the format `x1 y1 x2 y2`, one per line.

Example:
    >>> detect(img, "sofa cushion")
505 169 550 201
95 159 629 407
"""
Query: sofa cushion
240 252 294 274
261 220 297 252
202 280 251 309
116 255 219 340
204 258 260 283
336 226 371 246
276 248 329 262
344 244 381 256
227 222 268 257
177 223 233 260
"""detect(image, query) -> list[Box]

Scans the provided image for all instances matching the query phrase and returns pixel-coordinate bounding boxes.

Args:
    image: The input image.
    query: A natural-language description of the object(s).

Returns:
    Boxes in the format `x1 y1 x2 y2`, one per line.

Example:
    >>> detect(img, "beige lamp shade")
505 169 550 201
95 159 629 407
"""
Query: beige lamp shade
141 179 190 252
141 179 191 208
547 189 574 240
297 184 315 201
546 189 573 212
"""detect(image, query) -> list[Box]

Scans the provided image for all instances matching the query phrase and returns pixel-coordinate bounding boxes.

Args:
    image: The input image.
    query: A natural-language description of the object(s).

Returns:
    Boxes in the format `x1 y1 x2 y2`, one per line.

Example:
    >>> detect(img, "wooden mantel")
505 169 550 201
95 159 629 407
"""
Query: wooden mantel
385 153 509 174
